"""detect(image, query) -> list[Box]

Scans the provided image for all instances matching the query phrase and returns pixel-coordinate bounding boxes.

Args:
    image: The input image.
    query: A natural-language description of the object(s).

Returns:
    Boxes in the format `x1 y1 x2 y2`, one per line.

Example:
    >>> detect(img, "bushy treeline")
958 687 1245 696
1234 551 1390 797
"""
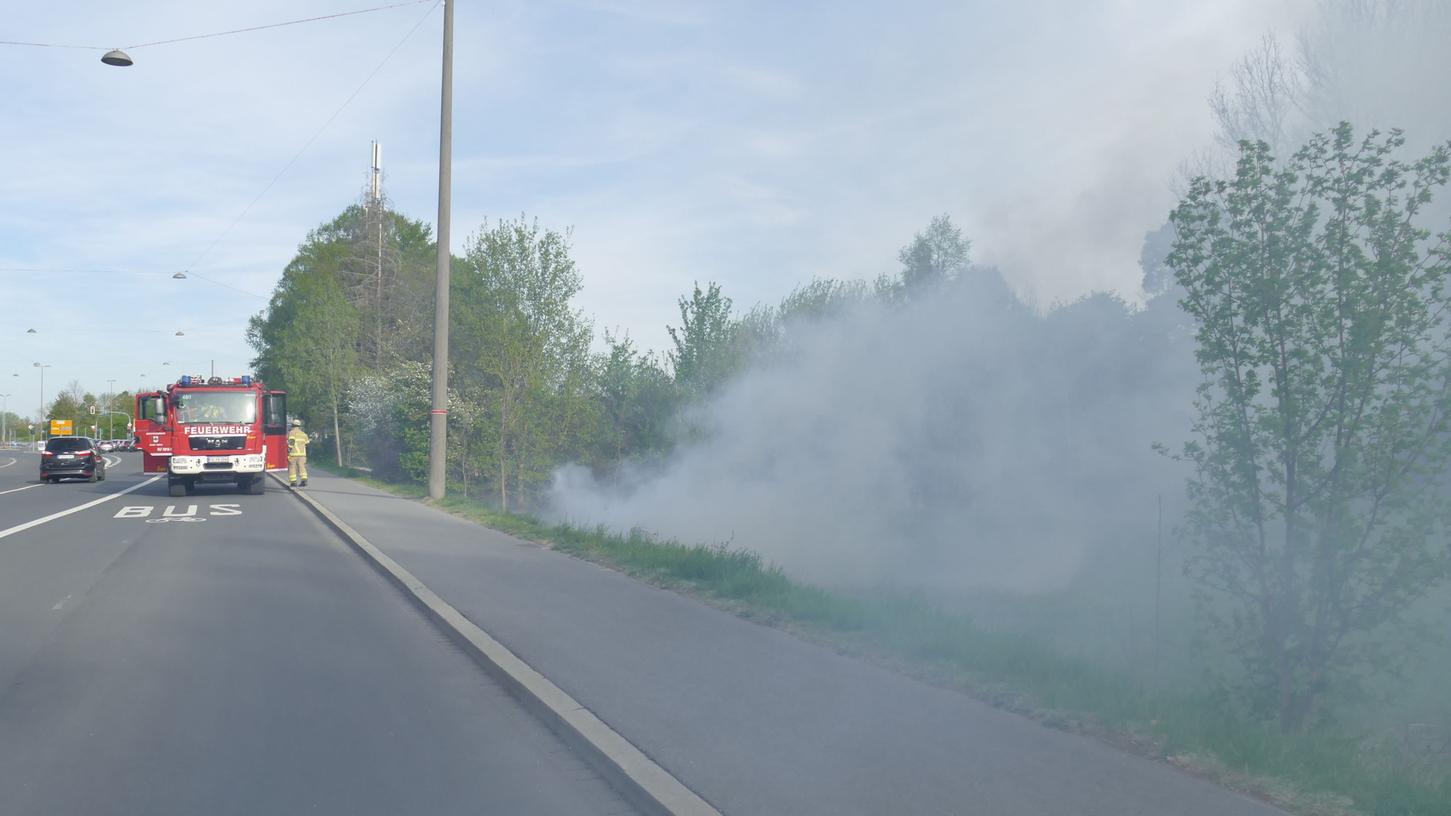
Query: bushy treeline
248 203 992 510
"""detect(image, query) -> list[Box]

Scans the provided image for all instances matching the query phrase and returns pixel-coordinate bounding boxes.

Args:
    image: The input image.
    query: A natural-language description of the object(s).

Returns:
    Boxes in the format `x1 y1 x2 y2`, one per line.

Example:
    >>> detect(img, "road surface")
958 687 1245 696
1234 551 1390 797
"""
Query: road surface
0 451 630 816
297 468 1290 816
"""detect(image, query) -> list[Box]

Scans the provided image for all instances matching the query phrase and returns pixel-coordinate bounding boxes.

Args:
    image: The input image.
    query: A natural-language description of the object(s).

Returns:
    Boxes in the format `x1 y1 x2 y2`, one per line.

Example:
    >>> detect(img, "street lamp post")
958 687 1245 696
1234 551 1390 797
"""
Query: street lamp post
107 378 117 440
33 362 51 437
428 0 454 500
1 393 10 445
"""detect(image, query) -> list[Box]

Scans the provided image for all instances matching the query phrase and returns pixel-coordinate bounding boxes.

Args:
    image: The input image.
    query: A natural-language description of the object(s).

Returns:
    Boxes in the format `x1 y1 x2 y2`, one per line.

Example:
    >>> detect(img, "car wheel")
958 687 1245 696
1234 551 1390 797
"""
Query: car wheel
87 471 98 483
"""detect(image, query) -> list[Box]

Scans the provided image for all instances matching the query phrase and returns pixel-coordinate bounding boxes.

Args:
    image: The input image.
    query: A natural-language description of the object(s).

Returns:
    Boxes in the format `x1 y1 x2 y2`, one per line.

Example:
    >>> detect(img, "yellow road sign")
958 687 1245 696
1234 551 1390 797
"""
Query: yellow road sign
50 419 74 436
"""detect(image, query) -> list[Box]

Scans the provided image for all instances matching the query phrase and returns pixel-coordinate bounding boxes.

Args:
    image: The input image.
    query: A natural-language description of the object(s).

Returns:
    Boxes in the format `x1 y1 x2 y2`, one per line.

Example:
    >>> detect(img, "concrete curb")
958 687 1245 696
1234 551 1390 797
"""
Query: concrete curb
270 473 721 816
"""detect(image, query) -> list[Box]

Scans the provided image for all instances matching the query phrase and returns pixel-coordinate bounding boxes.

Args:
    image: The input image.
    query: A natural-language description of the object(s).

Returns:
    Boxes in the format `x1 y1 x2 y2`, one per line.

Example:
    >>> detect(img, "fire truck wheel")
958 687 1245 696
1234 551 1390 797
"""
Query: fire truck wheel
168 479 187 498
245 476 265 495
184 479 197 495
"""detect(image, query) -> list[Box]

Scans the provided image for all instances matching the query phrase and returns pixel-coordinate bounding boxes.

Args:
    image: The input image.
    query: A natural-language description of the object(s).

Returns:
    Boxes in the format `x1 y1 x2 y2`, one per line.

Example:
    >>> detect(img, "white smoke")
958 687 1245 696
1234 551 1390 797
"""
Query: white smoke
551 269 1197 595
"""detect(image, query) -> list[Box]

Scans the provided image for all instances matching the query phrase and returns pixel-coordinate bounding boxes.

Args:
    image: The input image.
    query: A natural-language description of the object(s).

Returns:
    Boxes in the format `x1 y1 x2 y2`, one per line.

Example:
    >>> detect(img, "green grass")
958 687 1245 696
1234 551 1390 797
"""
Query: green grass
319 466 1448 816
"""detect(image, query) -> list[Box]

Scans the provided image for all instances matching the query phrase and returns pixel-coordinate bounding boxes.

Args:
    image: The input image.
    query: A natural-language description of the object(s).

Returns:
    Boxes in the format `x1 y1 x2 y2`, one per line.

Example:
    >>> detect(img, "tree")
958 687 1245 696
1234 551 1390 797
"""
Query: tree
1168 124 1451 730
667 281 735 397
248 204 436 393
877 214 970 300
274 272 361 467
454 216 593 511
1208 33 1304 158
594 331 676 462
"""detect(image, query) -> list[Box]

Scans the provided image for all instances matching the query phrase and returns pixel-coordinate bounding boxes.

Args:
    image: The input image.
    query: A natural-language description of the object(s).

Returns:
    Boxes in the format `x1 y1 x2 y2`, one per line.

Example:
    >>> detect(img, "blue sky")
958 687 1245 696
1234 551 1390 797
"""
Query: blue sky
1 0 1305 415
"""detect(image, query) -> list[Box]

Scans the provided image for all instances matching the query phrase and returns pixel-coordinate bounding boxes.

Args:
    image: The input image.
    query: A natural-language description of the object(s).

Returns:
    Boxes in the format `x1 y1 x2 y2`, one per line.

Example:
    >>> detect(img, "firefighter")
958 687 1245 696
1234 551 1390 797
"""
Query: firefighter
287 418 309 487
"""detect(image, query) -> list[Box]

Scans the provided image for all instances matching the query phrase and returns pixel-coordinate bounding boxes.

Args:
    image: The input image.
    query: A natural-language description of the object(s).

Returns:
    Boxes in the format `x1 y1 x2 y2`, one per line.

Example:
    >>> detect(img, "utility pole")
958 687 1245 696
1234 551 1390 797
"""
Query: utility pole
1 393 9 445
372 140 385 367
428 0 454 501
34 362 50 439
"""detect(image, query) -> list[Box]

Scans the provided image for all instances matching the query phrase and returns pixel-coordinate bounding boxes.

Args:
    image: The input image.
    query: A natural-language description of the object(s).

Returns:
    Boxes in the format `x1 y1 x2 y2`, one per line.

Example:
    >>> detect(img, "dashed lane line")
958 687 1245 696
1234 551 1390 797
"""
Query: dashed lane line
0 484 44 497
0 476 163 542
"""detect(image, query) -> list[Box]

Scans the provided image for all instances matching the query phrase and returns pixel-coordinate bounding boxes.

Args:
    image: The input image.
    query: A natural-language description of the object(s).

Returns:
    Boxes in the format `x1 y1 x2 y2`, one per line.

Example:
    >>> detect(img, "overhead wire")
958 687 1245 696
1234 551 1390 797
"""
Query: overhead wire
4 0 441 301
183 0 442 275
0 1 431 52
124 0 432 49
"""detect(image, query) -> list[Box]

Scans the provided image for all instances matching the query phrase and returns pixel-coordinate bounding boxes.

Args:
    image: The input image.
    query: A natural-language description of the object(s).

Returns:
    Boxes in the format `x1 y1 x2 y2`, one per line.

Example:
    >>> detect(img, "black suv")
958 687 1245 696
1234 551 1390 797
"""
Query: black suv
40 437 107 483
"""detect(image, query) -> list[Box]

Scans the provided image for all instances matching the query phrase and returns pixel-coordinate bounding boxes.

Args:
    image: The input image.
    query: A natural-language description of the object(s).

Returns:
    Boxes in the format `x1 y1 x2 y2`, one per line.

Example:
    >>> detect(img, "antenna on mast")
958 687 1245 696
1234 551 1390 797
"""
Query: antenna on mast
370 141 383 206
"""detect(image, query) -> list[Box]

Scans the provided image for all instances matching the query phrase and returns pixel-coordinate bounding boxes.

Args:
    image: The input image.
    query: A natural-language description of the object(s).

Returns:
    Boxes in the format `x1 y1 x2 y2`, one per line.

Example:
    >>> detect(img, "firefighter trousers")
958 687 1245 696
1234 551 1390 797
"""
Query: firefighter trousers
289 455 308 484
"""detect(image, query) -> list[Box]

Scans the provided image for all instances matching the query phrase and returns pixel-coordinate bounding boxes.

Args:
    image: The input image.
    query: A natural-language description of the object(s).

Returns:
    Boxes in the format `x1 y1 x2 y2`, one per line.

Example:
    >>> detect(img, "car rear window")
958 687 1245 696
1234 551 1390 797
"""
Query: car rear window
46 438 92 452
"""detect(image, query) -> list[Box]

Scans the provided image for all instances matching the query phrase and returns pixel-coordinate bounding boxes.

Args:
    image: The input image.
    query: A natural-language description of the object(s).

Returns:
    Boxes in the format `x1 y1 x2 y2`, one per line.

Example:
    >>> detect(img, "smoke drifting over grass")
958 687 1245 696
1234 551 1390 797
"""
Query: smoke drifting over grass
552 270 1198 595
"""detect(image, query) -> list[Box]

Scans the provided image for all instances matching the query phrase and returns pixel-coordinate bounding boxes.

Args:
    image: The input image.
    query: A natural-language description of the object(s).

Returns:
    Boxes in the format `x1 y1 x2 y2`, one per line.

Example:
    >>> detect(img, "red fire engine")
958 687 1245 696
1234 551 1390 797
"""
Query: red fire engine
134 375 290 497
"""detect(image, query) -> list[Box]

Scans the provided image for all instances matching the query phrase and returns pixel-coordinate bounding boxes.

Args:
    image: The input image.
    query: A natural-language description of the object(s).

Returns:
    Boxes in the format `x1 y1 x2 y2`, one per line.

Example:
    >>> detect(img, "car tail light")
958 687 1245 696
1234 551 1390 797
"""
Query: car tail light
41 451 53 457
78 450 93 457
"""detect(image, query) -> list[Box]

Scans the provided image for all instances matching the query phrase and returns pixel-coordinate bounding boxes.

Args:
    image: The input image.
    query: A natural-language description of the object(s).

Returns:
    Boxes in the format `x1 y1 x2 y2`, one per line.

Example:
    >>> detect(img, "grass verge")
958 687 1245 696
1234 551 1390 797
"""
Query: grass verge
318 464 1447 816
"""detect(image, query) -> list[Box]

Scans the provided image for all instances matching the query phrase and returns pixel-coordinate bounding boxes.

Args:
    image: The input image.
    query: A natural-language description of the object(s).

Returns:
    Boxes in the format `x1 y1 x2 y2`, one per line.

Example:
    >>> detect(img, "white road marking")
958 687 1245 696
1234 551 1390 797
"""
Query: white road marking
0 484 43 496
104 456 121 469
0 457 16 469
113 503 246 521
52 594 72 611
0 476 163 542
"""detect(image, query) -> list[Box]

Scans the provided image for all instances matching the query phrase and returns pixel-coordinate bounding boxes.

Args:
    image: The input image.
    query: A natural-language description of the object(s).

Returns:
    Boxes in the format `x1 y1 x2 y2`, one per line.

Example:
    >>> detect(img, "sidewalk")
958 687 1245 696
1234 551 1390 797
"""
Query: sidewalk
297 470 1283 816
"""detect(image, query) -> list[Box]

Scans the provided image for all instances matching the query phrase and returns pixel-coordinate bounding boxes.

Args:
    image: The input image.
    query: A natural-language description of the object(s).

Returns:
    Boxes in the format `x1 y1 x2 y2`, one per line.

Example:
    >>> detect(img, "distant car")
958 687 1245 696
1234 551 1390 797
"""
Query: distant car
40 436 107 483
98 441 116 452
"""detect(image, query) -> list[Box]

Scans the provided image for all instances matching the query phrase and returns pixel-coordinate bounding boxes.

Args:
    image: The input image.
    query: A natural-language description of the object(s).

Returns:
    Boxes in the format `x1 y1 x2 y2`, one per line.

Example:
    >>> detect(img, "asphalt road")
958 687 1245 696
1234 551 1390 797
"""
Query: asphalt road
300 470 1290 816
0 451 631 816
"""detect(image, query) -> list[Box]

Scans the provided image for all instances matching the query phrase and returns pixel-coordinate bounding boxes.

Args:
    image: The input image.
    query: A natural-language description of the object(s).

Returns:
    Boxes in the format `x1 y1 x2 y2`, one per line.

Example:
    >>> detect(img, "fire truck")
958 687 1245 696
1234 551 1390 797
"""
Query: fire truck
134 375 290 497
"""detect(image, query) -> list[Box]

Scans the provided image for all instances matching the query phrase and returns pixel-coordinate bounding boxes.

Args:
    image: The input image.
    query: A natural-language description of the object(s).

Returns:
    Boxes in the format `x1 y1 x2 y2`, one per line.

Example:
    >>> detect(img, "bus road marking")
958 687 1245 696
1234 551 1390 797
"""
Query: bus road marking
114 503 244 521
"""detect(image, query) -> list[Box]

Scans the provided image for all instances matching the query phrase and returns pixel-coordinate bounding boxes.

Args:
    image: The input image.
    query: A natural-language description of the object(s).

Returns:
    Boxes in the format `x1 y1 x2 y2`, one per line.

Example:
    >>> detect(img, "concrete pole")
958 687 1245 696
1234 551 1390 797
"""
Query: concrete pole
428 0 454 500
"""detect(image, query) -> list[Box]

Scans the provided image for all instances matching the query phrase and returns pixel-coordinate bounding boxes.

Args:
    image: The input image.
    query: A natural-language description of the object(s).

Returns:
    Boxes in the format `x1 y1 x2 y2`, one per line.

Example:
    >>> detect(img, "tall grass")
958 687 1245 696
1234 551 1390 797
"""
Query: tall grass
320 465 1448 816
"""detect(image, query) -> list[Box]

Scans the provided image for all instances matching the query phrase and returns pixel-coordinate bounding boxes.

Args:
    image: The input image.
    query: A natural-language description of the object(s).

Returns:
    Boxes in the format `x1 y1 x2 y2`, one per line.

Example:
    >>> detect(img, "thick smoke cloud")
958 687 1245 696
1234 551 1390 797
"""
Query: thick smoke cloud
552 271 1198 595
554 1 1451 602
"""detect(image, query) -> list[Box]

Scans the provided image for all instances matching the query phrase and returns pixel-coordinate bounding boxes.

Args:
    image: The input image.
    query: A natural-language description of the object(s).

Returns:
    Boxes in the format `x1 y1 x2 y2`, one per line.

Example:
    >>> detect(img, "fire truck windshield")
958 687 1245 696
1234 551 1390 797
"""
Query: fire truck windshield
176 391 257 425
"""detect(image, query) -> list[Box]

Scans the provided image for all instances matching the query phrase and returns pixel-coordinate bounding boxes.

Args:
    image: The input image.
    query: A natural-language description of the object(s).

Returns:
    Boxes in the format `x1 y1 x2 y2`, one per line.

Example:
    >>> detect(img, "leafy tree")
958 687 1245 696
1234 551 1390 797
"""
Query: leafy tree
248 203 435 396
594 331 676 462
877 214 970 300
275 272 361 466
1169 124 1451 730
667 281 736 397
453 216 593 511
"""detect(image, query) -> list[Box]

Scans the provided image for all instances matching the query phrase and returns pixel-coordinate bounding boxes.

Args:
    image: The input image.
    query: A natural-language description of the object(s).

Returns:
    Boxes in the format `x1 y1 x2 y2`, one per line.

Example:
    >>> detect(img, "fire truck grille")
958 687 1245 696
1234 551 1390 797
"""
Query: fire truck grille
190 436 246 451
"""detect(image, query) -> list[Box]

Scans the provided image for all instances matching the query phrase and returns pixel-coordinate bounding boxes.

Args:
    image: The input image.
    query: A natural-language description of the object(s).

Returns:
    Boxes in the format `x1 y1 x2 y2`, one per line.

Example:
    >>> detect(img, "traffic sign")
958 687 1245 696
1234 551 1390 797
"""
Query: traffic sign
50 419 74 436
88 404 98 415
